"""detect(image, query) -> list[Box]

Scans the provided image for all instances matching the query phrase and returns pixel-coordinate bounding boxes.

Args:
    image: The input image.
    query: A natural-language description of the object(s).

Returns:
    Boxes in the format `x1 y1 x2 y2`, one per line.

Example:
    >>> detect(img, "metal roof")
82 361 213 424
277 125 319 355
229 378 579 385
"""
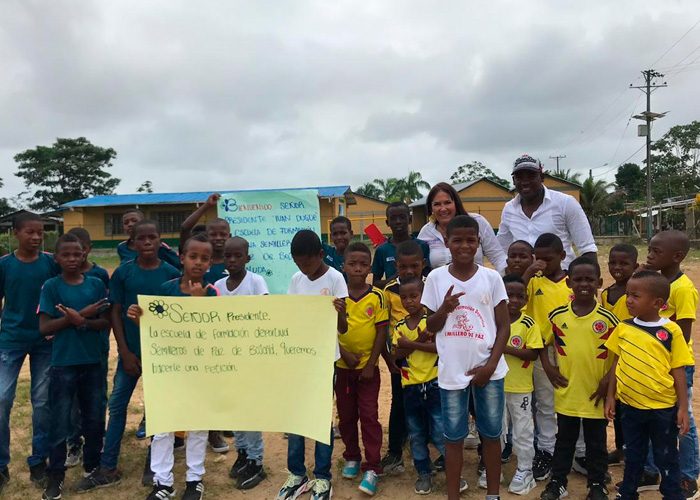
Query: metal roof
61 185 351 209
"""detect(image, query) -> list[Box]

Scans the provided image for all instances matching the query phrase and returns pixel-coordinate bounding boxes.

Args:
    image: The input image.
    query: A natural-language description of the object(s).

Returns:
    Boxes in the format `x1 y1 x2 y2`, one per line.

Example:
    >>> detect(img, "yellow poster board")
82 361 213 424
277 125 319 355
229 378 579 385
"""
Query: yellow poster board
138 294 337 444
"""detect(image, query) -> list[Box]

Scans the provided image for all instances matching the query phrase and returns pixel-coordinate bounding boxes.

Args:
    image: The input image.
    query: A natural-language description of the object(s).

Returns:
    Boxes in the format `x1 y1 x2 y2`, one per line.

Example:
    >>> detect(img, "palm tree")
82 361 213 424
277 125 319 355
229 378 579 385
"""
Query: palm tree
579 177 614 233
373 178 403 202
355 182 382 199
551 168 583 185
402 171 431 202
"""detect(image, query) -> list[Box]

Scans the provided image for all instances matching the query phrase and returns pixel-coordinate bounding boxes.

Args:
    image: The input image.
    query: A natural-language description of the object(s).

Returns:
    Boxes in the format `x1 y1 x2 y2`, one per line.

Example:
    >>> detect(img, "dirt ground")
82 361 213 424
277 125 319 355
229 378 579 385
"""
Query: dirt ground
3 248 699 499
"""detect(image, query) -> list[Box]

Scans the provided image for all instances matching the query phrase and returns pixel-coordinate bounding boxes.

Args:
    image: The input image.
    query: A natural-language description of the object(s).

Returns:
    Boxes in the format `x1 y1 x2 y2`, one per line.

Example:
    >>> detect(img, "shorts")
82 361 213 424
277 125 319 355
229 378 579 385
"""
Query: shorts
440 378 504 442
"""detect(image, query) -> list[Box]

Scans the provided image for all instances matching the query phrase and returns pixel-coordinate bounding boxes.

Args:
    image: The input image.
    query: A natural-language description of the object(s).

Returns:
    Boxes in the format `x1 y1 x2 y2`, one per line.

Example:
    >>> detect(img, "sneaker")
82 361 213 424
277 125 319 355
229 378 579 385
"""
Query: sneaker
607 449 624 466
476 456 485 476
682 478 700 500
509 469 537 496
42 475 63 500
342 460 360 479
276 473 309 500
65 440 83 468
0 467 9 495
432 455 445 473
173 436 185 452
415 473 432 495
540 479 568 500
459 478 468 493
359 471 378 496
464 429 479 449
146 483 176 499
229 450 249 479
572 456 588 476
310 478 332 500
30 461 48 488
379 453 404 475
208 431 229 453
237 460 266 490
75 467 122 492
136 416 147 440
533 450 553 481
587 482 608 500
181 480 204 500
142 447 155 487
501 441 513 463
478 469 504 489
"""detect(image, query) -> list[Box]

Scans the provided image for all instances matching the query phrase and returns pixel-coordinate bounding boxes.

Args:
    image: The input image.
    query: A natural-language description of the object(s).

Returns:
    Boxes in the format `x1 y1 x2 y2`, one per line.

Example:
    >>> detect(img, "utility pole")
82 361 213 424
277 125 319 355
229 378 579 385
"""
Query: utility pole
549 154 566 175
630 70 667 240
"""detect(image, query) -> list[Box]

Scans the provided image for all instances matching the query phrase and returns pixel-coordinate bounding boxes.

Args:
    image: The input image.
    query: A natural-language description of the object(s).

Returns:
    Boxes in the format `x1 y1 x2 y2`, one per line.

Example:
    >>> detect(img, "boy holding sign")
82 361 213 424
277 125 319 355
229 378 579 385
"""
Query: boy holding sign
213 236 270 491
128 233 218 500
336 242 387 496
277 230 348 500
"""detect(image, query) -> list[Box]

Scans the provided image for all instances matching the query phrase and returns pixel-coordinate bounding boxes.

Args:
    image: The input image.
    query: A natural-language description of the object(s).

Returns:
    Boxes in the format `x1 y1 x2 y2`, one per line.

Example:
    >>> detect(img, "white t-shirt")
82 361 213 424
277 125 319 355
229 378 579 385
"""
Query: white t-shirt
417 213 507 274
288 266 349 361
421 265 509 390
214 272 269 296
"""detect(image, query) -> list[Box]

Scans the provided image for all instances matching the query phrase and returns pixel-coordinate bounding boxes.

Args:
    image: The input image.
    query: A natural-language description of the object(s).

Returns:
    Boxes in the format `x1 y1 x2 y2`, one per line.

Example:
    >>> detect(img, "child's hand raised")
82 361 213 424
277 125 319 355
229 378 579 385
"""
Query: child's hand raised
415 328 431 343
526 259 547 276
188 280 206 297
333 297 347 315
127 305 144 325
56 304 85 326
438 286 464 314
206 193 221 207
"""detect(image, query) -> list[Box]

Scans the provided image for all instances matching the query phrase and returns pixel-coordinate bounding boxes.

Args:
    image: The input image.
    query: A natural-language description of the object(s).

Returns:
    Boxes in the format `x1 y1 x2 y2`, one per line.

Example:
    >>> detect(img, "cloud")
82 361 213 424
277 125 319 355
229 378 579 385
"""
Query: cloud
0 0 698 201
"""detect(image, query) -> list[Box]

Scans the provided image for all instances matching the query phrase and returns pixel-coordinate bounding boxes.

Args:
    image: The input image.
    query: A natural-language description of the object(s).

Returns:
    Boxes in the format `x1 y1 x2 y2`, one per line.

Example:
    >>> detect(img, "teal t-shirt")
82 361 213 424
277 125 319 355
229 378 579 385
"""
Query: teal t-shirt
85 263 111 355
109 260 181 357
0 252 60 351
371 237 431 281
204 262 227 284
160 278 219 297
323 243 344 273
39 275 108 366
117 240 181 269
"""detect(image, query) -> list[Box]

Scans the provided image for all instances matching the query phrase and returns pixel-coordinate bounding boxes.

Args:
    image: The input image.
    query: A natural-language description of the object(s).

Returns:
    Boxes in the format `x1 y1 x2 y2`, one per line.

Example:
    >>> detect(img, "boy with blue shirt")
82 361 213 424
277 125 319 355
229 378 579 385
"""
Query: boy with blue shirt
63 227 111 468
77 220 181 492
0 212 59 493
117 208 181 268
323 216 353 274
39 233 111 500
372 202 430 288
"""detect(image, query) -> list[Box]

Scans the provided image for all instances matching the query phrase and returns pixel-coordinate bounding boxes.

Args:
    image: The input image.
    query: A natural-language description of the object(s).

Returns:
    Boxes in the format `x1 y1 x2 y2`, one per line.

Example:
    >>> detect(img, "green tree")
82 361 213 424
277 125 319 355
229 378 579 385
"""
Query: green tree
580 176 614 233
0 178 13 216
401 171 431 202
355 182 382 199
650 121 700 201
373 178 404 202
450 161 510 189
137 180 154 193
14 137 120 211
550 168 583 185
614 163 645 201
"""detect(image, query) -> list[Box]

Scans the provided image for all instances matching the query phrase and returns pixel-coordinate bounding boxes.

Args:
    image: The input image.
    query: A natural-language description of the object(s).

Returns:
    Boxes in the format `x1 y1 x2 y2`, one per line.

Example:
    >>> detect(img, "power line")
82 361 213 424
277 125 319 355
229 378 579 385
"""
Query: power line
649 18 700 67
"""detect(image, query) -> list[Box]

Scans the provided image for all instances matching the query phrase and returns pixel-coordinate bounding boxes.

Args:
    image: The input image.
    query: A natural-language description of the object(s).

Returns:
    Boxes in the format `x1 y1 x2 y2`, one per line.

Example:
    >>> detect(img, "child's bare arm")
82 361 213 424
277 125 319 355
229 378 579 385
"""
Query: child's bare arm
503 346 539 361
605 356 618 421
425 285 464 332
467 300 509 386
360 323 387 380
676 318 693 344
112 303 141 376
39 312 73 336
334 298 348 334
180 193 220 243
672 366 690 435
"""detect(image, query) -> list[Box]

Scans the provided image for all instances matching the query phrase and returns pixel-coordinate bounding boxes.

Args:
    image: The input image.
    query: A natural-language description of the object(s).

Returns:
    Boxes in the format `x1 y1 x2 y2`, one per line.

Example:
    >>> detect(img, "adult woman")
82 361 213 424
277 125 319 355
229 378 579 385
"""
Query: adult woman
417 182 507 273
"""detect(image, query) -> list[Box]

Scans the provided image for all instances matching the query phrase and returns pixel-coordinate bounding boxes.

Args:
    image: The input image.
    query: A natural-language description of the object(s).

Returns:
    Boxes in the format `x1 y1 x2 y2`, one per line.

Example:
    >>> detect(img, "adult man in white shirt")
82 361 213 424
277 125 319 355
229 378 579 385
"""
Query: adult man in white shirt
497 155 597 269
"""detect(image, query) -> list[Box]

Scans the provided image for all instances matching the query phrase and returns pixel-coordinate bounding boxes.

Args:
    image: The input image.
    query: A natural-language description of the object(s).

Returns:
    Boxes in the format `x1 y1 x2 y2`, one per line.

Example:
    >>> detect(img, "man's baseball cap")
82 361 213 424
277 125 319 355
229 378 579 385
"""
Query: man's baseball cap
512 154 543 173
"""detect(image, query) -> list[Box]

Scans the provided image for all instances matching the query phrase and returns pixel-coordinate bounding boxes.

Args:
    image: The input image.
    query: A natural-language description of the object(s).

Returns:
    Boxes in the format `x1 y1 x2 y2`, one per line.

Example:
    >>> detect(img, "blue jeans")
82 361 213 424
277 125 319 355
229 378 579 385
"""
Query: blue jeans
619 404 682 500
440 378 505 442
234 431 264 464
47 364 104 477
645 365 699 481
101 360 140 470
287 428 334 481
0 345 52 468
68 357 108 447
403 379 445 475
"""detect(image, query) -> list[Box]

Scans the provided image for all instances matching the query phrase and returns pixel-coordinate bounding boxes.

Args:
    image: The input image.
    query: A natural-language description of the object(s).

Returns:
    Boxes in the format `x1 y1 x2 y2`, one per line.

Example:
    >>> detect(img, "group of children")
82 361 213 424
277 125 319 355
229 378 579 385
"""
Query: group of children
0 197 697 500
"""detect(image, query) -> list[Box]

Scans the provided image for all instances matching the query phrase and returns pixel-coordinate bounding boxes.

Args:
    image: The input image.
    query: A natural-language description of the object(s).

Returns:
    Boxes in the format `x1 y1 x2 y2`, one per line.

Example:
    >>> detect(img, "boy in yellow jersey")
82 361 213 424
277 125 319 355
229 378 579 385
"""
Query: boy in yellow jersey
335 242 388 496
392 277 447 495
604 270 692 500
382 240 426 475
539 257 617 500
502 275 542 496
525 233 572 480
646 229 700 498
600 243 638 466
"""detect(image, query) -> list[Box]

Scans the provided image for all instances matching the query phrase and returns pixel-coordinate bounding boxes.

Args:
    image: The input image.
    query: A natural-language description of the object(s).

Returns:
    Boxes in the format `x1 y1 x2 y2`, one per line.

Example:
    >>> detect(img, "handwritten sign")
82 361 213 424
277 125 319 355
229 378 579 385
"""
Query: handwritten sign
138 294 337 444
217 189 321 294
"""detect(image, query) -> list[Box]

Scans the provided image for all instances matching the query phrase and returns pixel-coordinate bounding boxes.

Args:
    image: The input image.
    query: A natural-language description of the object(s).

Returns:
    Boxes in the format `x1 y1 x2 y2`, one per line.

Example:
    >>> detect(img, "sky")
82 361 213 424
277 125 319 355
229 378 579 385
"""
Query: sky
1 0 699 204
